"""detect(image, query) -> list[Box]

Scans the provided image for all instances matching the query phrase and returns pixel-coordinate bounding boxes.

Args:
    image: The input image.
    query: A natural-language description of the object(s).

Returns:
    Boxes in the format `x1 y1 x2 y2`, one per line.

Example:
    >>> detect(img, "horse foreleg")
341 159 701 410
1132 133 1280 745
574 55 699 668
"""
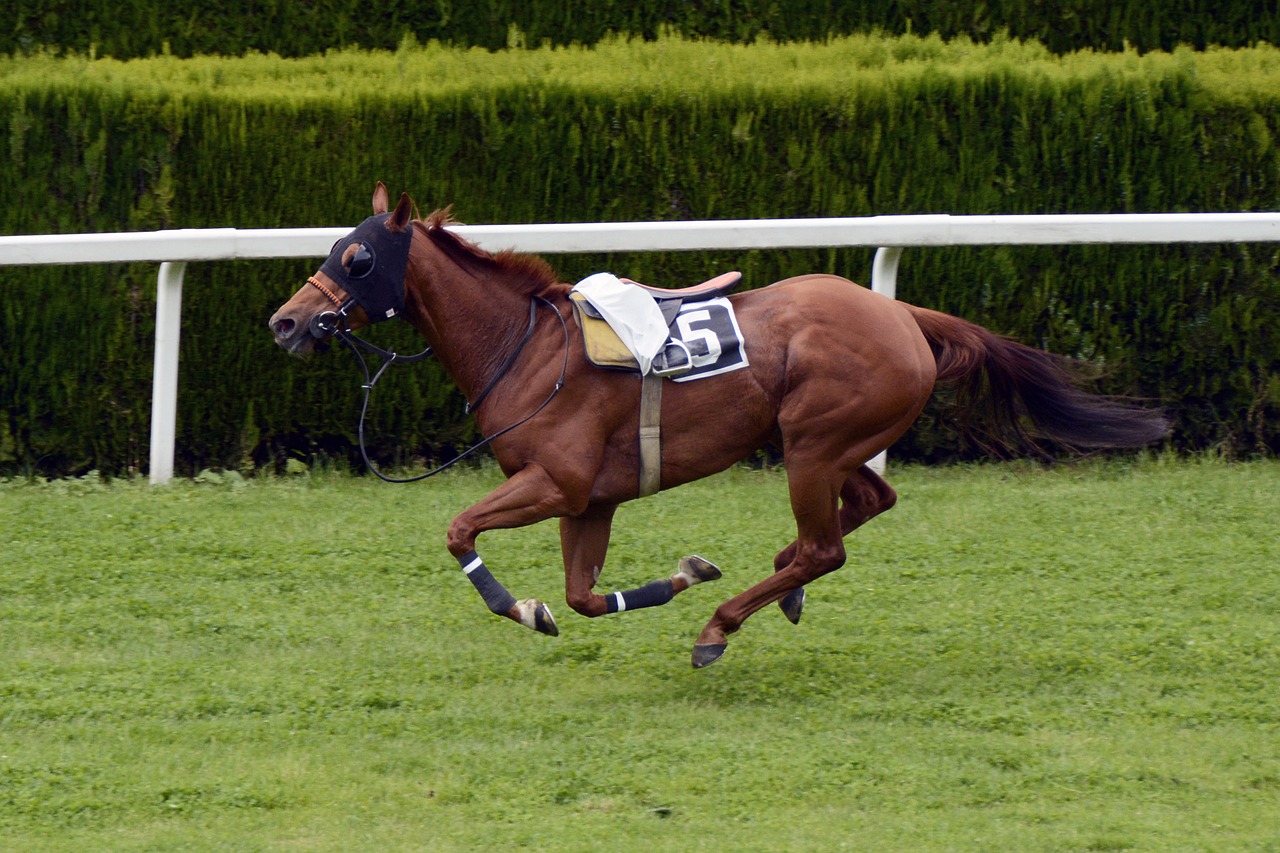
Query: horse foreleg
561 505 721 618
447 463 575 636
776 465 898 624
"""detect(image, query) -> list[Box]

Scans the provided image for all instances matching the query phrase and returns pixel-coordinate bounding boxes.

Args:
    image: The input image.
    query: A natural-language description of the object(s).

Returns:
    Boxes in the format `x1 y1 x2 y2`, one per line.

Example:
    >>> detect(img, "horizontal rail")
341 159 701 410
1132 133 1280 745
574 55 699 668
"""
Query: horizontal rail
4 212 1280 266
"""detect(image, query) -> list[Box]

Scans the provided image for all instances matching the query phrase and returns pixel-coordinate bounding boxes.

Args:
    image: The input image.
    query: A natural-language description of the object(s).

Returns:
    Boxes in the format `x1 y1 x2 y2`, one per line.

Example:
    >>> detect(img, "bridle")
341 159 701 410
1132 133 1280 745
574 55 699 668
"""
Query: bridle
304 275 353 320
303 276 569 483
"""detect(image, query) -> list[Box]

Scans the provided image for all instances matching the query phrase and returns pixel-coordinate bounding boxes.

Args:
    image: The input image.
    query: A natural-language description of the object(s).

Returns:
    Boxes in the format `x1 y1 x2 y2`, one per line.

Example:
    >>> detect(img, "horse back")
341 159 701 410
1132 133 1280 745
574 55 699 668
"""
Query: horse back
730 273 936 392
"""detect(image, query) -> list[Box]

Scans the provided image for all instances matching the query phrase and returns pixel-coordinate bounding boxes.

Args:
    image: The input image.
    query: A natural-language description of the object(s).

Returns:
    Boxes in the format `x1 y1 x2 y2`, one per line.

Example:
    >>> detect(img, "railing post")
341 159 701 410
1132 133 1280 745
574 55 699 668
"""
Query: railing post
871 246 902 300
868 247 904 475
149 261 186 484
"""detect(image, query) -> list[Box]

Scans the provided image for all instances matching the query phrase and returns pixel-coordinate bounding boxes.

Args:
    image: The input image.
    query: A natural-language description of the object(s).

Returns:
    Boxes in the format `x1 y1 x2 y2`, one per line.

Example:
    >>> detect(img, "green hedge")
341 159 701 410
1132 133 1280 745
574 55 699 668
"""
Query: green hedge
2 35 1279 475
7 0 1280 58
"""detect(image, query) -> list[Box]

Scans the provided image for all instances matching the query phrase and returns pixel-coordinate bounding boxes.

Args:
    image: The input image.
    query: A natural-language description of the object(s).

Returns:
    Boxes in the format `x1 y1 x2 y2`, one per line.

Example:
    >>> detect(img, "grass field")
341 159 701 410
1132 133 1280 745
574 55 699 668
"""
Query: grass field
2 458 1278 851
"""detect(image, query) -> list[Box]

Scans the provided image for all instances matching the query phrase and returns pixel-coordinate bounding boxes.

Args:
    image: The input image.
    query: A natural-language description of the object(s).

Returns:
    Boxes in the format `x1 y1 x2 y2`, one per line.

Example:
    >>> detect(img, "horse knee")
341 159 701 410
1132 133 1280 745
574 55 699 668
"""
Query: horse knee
566 588 607 618
445 519 476 557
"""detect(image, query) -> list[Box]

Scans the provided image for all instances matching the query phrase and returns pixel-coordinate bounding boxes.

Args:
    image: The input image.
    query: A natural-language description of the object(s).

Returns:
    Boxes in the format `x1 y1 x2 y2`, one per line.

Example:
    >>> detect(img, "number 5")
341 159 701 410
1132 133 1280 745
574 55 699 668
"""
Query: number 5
675 308 722 367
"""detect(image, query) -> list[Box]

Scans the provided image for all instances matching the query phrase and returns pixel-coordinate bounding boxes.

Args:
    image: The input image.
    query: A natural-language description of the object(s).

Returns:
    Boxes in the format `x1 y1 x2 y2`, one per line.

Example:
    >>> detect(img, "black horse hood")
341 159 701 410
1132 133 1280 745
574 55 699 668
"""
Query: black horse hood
317 212 414 323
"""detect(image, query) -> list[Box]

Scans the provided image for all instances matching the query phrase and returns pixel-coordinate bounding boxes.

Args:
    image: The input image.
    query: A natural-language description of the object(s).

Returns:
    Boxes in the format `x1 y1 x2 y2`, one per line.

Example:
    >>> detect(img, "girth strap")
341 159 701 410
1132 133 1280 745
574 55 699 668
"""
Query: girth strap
638 372 663 498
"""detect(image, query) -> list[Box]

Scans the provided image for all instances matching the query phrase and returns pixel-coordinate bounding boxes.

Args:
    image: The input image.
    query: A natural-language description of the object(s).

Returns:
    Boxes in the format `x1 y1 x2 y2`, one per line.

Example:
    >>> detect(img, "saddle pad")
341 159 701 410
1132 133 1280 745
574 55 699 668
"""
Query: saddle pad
570 292 750 381
570 291 638 370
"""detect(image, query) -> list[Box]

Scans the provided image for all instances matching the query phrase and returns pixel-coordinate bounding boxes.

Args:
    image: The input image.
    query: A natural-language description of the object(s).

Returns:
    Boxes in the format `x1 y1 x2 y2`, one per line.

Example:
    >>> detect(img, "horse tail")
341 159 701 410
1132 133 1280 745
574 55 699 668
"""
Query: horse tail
903 304 1170 456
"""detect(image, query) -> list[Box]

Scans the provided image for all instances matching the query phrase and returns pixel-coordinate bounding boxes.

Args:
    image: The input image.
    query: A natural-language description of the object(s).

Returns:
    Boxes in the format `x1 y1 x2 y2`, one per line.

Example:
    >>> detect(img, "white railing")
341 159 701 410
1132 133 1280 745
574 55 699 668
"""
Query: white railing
4 212 1280 482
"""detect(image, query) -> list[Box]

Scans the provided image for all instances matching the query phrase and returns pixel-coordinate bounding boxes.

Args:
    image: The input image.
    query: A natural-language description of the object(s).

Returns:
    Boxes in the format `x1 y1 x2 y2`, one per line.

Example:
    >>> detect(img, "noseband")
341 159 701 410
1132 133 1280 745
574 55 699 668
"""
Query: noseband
305 276 366 340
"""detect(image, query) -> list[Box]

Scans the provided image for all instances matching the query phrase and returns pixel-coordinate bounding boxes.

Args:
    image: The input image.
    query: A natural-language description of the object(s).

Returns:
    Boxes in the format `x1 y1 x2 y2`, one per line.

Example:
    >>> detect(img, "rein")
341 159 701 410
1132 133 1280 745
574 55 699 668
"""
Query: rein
311 288 569 484
465 296 539 415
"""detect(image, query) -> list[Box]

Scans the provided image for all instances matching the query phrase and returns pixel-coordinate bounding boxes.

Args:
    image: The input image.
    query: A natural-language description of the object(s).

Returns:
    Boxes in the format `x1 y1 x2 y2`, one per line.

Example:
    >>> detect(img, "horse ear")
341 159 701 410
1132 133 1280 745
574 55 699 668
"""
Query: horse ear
389 191 414 232
372 182 390 215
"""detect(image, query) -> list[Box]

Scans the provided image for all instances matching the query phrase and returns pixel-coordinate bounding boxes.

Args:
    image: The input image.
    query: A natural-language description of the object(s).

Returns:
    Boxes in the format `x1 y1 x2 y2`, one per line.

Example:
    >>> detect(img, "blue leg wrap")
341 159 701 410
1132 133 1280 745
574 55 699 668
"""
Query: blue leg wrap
605 578 675 614
457 550 518 615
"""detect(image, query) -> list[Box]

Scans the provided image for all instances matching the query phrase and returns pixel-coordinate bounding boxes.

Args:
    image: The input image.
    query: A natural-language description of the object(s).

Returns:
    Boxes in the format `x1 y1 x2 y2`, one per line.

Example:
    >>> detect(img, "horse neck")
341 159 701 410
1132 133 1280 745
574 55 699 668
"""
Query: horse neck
403 235 541 402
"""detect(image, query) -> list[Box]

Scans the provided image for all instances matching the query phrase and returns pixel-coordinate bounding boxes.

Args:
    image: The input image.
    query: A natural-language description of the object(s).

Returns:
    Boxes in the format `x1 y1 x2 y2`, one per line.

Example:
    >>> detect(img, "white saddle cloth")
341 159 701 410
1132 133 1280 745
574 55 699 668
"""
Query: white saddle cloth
571 272 669 375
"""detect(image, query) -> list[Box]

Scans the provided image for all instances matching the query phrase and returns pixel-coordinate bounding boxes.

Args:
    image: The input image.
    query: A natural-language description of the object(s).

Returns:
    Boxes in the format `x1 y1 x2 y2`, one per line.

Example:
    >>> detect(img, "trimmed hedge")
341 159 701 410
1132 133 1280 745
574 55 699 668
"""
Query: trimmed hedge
7 0 1280 58
2 35 1279 475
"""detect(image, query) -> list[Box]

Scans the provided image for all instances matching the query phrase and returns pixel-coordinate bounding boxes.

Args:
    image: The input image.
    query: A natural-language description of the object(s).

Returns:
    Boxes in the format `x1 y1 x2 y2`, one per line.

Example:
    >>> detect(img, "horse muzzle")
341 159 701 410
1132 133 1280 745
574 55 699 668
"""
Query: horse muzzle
268 309 325 354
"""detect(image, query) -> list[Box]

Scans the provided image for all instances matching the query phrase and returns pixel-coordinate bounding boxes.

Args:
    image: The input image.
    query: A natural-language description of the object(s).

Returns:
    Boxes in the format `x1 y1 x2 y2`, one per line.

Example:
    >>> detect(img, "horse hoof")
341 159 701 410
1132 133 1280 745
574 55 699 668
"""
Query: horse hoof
678 555 722 586
691 642 728 668
779 587 806 625
514 599 559 637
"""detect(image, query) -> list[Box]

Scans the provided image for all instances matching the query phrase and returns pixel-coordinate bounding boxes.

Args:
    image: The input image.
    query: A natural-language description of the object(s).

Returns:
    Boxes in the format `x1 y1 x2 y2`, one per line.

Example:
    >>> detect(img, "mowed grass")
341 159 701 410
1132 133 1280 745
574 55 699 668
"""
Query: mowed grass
1 458 1277 851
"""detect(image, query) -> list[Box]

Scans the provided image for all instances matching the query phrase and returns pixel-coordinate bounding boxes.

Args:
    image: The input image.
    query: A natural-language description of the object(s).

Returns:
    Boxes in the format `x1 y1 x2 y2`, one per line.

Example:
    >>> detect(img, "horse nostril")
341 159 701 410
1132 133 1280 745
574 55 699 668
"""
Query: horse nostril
273 317 296 338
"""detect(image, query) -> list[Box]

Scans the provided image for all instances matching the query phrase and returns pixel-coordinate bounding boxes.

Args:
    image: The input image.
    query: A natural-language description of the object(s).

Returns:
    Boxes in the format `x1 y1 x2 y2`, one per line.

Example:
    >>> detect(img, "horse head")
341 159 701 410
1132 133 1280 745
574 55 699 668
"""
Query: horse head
269 182 415 354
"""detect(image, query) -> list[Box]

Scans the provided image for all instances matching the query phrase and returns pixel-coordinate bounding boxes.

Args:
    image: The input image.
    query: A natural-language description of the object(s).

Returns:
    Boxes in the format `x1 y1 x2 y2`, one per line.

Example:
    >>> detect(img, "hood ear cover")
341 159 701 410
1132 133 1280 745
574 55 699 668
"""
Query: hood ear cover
317 212 413 323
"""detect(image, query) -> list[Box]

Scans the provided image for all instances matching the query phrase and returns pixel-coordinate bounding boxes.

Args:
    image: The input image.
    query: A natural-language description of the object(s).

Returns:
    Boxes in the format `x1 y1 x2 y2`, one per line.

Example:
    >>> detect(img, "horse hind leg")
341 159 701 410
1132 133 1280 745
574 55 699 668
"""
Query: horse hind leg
692 451 901 668
777 465 897 624
692 465 847 667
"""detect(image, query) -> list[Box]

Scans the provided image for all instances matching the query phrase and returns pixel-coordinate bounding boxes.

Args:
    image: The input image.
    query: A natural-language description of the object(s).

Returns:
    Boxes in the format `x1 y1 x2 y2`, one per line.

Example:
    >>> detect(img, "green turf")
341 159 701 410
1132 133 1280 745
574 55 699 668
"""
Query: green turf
2 458 1277 851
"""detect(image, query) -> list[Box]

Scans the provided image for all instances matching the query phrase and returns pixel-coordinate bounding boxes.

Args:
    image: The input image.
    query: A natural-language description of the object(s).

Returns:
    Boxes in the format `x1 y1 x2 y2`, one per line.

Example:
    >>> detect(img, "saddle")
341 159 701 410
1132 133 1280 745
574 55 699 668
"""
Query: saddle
570 271 742 376
569 271 743 500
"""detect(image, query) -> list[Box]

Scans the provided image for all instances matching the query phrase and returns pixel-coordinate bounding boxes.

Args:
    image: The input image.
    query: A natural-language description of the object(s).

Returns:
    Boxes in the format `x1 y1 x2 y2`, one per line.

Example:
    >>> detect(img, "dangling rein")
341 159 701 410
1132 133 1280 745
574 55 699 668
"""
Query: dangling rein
316 292 569 483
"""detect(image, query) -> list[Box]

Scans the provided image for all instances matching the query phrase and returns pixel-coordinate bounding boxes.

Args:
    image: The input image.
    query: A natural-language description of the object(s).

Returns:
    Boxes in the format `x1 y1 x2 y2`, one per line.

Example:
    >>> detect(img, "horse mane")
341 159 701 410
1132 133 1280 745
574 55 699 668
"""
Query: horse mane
416 207 566 296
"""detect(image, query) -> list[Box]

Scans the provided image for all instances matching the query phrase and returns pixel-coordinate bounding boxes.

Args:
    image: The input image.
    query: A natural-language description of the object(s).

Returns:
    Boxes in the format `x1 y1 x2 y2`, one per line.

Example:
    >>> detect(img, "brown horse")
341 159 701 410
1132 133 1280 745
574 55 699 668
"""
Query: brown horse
269 184 1168 668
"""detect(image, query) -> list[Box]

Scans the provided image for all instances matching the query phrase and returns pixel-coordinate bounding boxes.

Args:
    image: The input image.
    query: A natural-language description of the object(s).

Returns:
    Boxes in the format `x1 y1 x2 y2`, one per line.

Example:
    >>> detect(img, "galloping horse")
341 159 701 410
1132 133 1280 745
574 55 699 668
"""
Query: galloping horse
269 184 1168 667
